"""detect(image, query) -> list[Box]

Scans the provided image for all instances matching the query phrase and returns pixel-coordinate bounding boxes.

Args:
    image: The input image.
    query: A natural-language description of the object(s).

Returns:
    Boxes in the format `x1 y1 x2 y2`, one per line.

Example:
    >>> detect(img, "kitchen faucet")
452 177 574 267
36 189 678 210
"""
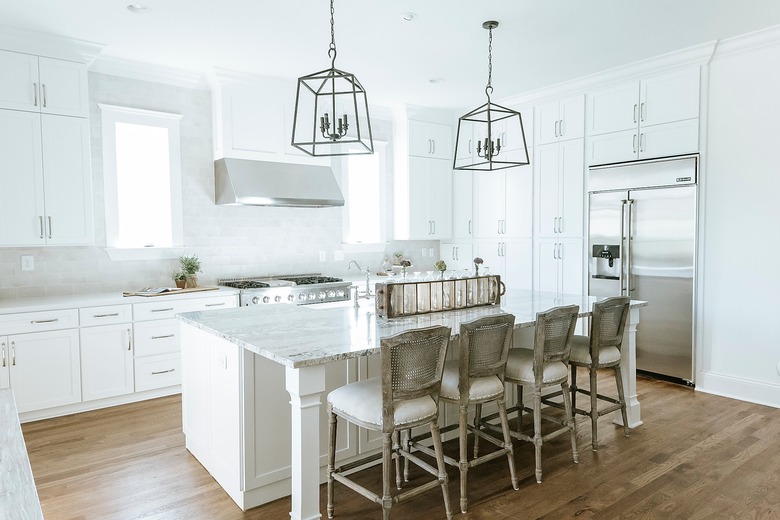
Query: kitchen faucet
348 260 372 306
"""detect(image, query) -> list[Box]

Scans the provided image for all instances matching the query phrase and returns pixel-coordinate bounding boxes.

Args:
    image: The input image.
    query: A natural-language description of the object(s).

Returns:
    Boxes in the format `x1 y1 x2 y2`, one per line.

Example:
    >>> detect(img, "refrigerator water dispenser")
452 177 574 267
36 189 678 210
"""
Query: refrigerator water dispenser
591 244 620 279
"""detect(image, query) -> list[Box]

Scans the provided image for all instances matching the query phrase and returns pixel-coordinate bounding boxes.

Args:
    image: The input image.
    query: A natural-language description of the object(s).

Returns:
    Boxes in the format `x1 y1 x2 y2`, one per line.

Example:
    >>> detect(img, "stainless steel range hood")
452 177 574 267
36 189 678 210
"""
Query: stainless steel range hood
214 158 344 207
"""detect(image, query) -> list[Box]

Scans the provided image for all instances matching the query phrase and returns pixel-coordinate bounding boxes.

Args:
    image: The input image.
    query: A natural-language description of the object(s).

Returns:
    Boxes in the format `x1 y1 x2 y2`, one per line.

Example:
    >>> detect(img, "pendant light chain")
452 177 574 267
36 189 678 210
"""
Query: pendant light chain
485 25 493 101
329 0 337 67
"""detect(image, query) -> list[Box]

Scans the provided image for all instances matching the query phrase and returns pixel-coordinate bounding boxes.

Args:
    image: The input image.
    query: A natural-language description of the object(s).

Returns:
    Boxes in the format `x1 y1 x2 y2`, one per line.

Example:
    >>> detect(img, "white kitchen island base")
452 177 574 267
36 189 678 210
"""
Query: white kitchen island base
179 290 646 516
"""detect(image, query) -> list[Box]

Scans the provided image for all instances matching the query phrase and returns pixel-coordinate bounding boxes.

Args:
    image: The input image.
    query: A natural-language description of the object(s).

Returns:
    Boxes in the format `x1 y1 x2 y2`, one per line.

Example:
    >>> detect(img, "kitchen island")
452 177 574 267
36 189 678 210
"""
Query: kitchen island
178 290 646 519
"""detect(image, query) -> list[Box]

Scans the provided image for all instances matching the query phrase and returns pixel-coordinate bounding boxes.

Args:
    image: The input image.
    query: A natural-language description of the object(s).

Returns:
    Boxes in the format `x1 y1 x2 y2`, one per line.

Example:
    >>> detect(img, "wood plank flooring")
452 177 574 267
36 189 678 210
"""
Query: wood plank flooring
21 373 780 519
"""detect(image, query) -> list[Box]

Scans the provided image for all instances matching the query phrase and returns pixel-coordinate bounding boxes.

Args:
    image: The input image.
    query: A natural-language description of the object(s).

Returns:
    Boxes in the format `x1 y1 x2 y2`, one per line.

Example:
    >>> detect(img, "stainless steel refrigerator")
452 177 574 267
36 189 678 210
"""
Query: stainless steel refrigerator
588 155 697 383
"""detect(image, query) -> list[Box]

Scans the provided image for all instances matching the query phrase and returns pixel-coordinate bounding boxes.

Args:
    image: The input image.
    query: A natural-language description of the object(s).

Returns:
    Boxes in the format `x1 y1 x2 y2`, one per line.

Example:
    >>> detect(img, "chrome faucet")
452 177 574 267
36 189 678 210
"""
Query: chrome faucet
348 260 372 306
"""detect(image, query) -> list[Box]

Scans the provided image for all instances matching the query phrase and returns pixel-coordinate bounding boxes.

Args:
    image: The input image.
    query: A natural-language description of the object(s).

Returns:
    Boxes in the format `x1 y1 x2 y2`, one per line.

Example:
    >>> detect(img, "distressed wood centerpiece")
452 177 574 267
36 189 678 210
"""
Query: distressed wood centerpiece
374 274 505 318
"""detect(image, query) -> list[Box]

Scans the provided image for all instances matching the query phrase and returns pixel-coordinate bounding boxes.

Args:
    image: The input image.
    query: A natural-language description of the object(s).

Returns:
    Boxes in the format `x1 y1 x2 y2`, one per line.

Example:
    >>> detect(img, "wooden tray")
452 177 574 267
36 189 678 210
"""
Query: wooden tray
123 287 219 297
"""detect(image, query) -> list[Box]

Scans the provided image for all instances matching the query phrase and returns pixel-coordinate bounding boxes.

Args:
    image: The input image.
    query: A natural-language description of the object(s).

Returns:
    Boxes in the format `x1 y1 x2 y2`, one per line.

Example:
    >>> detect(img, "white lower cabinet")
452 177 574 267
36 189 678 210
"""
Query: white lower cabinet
534 238 584 295
180 322 358 511
440 241 473 271
3 329 81 413
80 323 134 401
475 239 532 292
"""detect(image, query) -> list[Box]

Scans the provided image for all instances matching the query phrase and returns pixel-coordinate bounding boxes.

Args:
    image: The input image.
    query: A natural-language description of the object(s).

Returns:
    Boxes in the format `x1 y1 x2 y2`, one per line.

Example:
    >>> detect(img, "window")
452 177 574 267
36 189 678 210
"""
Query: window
342 141 387 248
100 104 183 257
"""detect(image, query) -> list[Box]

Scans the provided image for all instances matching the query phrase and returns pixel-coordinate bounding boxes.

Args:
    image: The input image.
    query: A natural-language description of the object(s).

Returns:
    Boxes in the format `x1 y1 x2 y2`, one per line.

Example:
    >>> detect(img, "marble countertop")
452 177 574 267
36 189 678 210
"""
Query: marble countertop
179 290 647 369
0 287 240 314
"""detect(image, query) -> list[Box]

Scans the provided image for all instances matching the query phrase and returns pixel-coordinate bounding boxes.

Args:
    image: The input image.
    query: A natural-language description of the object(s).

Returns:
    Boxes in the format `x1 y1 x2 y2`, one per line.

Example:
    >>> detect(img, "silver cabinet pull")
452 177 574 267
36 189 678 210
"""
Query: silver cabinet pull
127 328 132 351
455 246 459 260
41 84 47 108
39 216 44 239
93 313 119 318
432 220 436 235
33 83 38 106
497 220 501 234
11 341 16 366
47 216 52 239
31 318 58 324
432 139 435 155
151 334 175 340
1 341 5 367
152 368 176 375
560 119 565 137
632 134 637 154
640 102 645 121
633 103 638 123
468 220 472 235
151 307 174 313
558 217 563 234
640 133 645 153
205 302 225 307
554 120 559 137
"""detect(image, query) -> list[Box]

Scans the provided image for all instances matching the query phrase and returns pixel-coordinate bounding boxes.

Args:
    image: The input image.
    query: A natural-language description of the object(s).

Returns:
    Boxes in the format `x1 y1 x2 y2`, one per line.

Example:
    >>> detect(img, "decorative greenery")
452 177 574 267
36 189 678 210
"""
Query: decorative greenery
172 270 186 281
434 260 447 273
179 254 202 275
473 256 483 275
400 258 411 277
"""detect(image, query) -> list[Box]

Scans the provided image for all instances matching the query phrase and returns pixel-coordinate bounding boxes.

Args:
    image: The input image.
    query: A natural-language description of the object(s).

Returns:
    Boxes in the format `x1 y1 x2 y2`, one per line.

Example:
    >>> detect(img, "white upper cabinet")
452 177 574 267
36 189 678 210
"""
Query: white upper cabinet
473 154 533 239
535 140 584 239
212 72 328 165
534 238 584 295
402 156 452 240
536 95 585 145
586 68 700 164
409 120 453 159
0 50 88 118
0 111 93 246
451 171 473 238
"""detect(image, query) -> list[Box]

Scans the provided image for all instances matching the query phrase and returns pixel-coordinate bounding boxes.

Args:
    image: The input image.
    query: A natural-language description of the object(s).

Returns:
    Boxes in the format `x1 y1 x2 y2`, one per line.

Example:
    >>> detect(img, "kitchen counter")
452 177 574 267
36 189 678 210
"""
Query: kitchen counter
0 287 240 314
178 290 646 518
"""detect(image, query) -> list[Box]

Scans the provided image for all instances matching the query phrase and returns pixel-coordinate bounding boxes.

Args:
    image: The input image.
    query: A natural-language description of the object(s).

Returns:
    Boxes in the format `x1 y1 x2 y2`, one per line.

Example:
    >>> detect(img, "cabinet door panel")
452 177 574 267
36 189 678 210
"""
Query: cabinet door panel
475 240 504 279
587 82 639 135
559 139 584 238
560 240 584 295
639 119 699 160
535 240 560 293
428 159 452 239
535 144 560 237
504 160 533 238
474 171 504 238
0 50 38 112
587 129 638 166
37 57 89 117
10 329 81 413
407 156 431 239
451 171 473 238
503 240 532 292
408 120 431 157
559 95 585 141
0 110 45 245
640 69 700 127
80 324 134 401
428 122 453 159
535 101 560 145
0 337 9 389
41 115 93 245
227 91 280 156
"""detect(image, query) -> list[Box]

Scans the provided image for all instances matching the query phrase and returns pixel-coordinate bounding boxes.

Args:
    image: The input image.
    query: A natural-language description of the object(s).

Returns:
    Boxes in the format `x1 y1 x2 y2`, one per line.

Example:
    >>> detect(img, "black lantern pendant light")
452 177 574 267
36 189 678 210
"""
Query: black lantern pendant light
453 21 529 171
291 0 373 156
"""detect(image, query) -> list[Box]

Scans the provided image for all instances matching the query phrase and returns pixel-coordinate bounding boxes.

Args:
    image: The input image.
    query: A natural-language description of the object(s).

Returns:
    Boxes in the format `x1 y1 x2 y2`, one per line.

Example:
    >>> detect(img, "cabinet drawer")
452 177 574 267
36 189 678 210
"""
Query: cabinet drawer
0 308 78 335
134 353 181 391
79 304 132 327
133 319 179 357
133 295 237 321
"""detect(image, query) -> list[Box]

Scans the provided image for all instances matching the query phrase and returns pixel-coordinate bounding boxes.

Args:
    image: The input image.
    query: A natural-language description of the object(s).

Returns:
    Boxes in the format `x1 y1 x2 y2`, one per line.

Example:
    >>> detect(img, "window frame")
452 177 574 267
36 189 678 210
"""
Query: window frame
99 103 184 260
340 140 389 253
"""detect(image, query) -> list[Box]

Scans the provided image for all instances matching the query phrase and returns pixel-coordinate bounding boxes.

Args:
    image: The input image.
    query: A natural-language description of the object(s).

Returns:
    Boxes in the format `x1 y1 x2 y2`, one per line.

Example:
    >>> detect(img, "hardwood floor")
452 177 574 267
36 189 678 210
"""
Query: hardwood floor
22 374 780 519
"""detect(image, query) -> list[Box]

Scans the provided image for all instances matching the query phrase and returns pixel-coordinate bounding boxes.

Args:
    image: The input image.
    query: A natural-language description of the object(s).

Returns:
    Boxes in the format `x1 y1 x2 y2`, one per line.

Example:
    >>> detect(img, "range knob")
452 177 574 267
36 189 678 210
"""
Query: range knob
327 290 335 298
274 295 282 303
288 294 296 302
318 291 326 299
262 296 270 304
308 292 316 300
252 296 260 305
336 289 345 297
299 293 307 302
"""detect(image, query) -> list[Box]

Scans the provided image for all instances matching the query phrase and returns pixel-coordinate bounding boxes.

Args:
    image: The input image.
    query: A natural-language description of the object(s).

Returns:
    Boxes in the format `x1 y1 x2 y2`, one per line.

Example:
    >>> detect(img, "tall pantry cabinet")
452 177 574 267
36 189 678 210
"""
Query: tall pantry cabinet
0 48 93 246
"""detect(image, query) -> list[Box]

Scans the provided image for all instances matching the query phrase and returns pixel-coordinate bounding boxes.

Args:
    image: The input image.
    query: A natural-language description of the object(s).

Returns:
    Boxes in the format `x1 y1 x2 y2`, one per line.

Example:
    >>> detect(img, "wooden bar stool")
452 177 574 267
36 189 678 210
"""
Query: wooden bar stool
487 304 580 484
326 325 453 520
569 296 631 451
414 314 518 514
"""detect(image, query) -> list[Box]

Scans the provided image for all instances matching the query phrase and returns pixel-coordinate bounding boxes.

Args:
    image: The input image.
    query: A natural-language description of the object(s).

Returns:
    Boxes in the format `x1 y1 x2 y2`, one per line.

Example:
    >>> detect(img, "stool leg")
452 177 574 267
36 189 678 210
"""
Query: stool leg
590 366 599 452
561 381 579 465
516 384 524 434
458 405 469 513
532 388 543 483
327 409 337 519
614 365 630 437
403 428 411 483
382 433 393 520
570 364 578 411
392 430 402 490
430 421 453 520
473 403 482 458
497 397 518 490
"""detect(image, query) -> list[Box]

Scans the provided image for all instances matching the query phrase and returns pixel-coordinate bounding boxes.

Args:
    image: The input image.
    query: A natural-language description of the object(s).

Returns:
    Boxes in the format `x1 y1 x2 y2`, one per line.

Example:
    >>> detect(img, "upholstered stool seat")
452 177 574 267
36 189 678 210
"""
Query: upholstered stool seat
326 326 453 520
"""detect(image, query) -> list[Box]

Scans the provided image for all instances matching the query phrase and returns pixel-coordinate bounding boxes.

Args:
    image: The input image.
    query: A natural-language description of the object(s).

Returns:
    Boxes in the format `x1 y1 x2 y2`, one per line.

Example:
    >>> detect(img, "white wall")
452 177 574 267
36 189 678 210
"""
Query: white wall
697 30 780 406
0 72 434 298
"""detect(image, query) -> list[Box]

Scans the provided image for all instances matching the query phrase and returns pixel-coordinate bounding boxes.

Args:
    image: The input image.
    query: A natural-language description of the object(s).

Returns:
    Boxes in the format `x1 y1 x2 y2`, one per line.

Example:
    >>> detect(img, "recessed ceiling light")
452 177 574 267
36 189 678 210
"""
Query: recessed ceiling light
127 3 151 14
429 77 445 84
401 12 417 22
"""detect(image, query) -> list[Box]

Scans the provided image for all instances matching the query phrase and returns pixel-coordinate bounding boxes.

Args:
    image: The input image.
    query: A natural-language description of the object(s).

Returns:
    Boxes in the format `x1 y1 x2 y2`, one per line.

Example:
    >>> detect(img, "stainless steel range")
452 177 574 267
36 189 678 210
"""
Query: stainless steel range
219 274 352 306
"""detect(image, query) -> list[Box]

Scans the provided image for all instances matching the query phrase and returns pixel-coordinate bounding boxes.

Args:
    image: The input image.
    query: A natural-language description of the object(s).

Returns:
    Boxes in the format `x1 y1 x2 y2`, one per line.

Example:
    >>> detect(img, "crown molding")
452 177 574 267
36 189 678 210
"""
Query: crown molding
0 25 103 64
90 56 209 90
500 40 718 108
711 23 780 60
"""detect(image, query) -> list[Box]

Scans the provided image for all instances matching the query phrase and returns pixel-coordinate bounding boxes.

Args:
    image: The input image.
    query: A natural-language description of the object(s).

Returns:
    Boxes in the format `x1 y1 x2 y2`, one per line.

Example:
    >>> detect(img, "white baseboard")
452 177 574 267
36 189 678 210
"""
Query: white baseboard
696 371 780 409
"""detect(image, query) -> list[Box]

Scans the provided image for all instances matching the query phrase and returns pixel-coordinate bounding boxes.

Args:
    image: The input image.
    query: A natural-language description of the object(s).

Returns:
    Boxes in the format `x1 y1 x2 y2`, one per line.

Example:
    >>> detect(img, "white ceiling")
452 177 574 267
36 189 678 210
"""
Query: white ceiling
2 0 780 109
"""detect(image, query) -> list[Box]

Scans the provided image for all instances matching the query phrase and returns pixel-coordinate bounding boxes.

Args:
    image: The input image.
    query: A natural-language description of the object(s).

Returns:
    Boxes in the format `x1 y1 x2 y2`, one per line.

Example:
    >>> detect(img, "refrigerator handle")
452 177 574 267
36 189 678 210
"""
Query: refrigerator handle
626 199 635 294
620 200 628 295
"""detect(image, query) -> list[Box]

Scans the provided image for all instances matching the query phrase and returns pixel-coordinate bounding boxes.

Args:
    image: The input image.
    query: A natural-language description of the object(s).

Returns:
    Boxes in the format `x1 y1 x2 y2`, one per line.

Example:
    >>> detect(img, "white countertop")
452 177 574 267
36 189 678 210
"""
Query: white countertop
0 287 240 314
178 290 647 369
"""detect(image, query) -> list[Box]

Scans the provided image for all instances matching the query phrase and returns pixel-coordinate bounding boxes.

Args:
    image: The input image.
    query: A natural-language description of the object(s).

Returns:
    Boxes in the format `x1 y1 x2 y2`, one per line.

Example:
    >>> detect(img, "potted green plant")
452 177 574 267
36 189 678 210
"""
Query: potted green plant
179 254 202 288
172 270 187 289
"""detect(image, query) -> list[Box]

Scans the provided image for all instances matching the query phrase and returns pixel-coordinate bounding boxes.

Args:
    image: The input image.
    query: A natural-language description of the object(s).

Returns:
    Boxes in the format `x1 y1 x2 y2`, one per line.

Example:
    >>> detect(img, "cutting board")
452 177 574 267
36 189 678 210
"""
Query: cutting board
123 286 219 297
